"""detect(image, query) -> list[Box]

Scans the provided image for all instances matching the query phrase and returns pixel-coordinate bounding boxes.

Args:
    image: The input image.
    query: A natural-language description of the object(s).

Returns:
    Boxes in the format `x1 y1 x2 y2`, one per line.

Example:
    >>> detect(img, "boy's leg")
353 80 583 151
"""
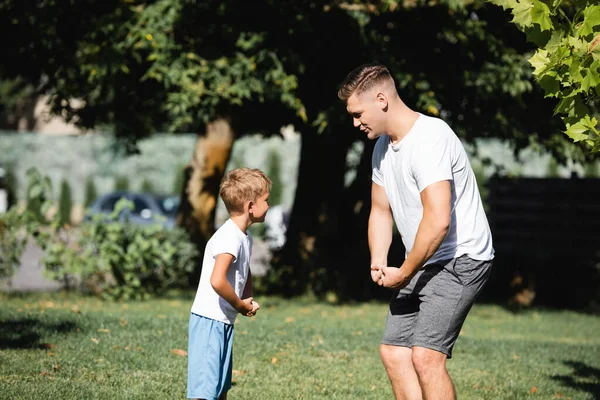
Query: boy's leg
187 314 235 399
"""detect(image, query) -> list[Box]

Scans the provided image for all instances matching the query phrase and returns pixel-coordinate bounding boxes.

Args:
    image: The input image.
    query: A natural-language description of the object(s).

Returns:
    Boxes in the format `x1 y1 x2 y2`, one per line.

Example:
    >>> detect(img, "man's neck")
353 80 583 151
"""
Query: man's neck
386 104 420 145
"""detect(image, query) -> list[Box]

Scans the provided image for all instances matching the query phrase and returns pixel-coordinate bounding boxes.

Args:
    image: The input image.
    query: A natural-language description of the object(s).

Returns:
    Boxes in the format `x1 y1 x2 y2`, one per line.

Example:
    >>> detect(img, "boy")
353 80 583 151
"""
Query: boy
187 168 271 400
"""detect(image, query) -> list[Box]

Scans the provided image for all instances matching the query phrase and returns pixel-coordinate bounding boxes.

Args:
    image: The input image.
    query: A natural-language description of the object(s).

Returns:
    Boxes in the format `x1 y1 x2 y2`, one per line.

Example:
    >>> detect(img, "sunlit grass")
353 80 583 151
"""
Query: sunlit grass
0 292 598 399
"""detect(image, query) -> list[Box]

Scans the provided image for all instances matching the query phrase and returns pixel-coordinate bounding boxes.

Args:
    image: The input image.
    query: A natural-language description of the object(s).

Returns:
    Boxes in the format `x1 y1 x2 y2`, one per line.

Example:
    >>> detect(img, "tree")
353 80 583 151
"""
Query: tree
0 0 584 298
487 0 600 152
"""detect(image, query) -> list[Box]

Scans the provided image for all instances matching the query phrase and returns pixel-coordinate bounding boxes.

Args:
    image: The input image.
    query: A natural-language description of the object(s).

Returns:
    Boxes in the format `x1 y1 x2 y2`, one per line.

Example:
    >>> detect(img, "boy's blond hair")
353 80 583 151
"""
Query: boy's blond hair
220 168 272 215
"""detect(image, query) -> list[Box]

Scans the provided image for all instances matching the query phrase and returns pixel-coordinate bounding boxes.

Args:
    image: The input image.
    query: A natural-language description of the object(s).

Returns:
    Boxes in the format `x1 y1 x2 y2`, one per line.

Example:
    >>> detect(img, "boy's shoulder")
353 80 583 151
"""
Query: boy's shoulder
209 219 248 245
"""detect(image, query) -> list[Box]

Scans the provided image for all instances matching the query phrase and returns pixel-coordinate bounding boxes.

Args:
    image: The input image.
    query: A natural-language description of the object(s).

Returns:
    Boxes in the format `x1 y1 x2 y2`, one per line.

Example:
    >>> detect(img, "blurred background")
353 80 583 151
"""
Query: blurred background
1 0 599 310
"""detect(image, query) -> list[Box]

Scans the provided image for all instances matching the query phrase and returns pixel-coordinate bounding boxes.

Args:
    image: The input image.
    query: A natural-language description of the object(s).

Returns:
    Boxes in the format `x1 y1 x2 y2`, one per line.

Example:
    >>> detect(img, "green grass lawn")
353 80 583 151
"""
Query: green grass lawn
0 292 599 400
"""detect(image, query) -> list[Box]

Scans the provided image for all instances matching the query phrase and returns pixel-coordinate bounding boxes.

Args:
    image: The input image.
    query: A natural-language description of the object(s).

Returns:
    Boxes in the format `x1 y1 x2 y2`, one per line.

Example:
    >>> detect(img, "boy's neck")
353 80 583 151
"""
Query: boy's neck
230 214 251 234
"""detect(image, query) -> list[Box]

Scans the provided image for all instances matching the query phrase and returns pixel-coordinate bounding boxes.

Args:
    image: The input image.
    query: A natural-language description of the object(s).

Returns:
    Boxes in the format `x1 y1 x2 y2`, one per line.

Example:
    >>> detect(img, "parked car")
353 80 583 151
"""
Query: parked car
86 191 180 228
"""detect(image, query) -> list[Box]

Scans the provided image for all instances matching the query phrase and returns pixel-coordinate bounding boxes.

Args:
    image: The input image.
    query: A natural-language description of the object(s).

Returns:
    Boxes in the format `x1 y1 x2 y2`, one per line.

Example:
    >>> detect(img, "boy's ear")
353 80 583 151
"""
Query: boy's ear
247 200 254 213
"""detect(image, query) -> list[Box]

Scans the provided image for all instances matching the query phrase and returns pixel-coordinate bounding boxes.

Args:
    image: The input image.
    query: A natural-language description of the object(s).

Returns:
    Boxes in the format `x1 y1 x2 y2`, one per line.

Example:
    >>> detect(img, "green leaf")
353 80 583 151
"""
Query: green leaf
531 0 553 31
579 5 600 38
539 75 561 97
529 49 551 76
581 61 600 92
564 120 590 142
488 0 519 11
512 0 534 29
590 35 600 62
564 115 598 142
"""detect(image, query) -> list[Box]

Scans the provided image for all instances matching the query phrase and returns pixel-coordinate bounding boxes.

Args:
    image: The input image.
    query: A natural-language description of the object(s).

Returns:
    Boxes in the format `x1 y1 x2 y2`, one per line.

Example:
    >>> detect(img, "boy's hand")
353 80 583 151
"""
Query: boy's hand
237 297 255 317
249 300 260 317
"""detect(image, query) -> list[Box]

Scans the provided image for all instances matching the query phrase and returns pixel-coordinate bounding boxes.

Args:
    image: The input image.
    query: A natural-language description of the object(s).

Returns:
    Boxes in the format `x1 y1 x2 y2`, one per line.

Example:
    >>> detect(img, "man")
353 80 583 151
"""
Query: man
338 63 494 400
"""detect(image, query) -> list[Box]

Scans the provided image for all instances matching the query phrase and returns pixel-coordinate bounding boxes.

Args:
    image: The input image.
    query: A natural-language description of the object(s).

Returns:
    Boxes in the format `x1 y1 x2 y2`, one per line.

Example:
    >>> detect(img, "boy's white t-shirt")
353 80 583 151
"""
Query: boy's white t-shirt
190 219 252 324
372 113 494 265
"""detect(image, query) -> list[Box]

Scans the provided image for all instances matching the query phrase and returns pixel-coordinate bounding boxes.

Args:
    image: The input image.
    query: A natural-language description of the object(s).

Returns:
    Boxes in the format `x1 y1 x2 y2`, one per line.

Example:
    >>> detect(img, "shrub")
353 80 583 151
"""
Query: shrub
37 199 199 300
172 163 186 195
140 178 155 194
265 149 283 206
58 179 73 226
0 207 34 280
114 175 130 191
83 176 97 208
25 167 53 223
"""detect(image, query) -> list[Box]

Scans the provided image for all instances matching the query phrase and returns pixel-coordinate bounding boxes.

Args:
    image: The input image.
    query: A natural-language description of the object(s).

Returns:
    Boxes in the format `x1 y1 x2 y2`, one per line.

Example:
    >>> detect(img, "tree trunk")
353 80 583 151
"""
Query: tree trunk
176 117 235 286
270 125 395 301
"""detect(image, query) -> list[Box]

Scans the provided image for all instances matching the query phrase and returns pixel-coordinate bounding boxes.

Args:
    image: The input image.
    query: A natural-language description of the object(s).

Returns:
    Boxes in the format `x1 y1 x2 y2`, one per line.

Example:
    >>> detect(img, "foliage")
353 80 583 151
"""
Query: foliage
0 0 305 147
265 149 283 206
546 155 561 176
4 162 18 206
58 179 73 226
583 160 599 176
171 163 186 195
83 176 97 208
488 0 600 151
0 77 35 129
113 175 130 192
139 177 155 194
35 198 199 300
0 207 34 279
25 167 53 223
3 0 590 299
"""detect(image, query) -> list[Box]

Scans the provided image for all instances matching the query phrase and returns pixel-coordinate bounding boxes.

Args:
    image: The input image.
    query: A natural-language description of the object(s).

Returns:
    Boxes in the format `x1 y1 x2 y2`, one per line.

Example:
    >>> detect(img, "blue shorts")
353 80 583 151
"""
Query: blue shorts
187 313 234 399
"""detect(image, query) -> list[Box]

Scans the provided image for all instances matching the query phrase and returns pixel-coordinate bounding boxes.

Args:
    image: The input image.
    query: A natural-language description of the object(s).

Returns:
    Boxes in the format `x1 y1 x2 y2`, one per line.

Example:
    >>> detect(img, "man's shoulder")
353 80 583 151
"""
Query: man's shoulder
418 115 452 134
373 135 390 154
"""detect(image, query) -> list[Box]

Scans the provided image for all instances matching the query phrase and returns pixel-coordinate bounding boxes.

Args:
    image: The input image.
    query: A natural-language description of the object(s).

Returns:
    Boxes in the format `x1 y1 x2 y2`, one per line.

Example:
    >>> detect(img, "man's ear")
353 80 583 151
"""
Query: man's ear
376 92 388 110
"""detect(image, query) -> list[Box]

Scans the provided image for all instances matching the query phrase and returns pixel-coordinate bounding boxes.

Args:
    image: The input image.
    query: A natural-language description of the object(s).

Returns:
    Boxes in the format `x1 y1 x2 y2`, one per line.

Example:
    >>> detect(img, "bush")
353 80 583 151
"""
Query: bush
172 164 186 195
0 207 34 280
140 178 155 194
58 179 73 226
114 176 130 191
84 176 97 208
37 199 199 300
265 149 283 206
25 167 53 223
5 163 18 208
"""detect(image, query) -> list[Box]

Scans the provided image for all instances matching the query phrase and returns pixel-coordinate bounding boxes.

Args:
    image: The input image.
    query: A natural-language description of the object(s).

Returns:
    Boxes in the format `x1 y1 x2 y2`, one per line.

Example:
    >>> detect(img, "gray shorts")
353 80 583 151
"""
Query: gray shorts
382 255 492 358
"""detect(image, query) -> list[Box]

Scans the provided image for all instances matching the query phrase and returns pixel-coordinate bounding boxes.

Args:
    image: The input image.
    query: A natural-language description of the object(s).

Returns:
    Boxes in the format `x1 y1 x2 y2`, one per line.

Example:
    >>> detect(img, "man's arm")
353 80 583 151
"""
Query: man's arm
210 253 253 315
369 182 393 282
381 180 451 288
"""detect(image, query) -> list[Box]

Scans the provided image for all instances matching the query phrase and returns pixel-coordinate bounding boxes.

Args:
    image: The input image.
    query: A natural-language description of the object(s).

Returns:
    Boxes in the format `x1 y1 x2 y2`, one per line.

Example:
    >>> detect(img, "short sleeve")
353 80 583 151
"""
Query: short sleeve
212 228 242 262
372 137 386 186
411 128 453 192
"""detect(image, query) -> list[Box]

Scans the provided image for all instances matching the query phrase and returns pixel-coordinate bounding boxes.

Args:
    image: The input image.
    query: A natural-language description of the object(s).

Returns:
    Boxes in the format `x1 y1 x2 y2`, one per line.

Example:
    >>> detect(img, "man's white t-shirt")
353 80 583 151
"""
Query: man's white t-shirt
372 113 494 265
190 219 252 324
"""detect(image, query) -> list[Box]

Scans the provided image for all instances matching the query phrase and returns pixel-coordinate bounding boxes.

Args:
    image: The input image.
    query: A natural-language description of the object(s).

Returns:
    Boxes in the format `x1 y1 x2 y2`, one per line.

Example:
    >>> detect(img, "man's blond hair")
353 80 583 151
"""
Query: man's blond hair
338 63 395 101
220 168 272 215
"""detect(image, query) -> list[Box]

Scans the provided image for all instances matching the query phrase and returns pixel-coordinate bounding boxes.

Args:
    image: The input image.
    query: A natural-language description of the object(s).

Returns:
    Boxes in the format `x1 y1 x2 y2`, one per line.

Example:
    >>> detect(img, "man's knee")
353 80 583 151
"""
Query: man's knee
411 347 447 378
379 344 411 367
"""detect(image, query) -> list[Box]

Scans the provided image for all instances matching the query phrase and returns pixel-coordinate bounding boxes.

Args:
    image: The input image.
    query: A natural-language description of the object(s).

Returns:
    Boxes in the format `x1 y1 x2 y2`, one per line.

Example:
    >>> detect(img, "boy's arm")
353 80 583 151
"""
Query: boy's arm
210 253 253 315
